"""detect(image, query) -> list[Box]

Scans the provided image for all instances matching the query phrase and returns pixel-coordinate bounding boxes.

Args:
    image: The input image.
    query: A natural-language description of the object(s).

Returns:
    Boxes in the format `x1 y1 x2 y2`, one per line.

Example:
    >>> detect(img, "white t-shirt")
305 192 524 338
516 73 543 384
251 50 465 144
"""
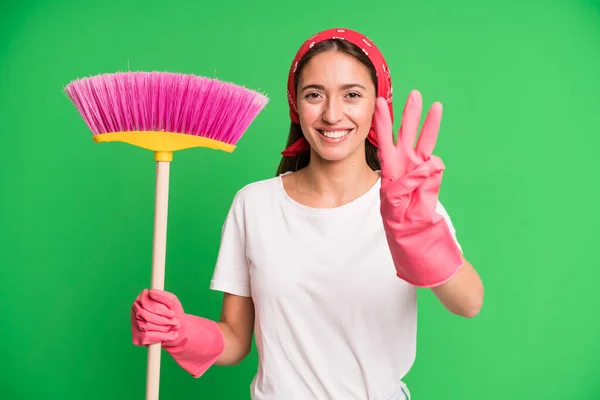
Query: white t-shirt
210 172 461 400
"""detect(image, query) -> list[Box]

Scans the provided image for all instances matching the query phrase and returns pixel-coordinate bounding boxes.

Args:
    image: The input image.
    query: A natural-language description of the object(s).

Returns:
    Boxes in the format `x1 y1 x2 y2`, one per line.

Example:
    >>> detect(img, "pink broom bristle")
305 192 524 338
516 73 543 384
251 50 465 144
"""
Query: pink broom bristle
64 71 269 145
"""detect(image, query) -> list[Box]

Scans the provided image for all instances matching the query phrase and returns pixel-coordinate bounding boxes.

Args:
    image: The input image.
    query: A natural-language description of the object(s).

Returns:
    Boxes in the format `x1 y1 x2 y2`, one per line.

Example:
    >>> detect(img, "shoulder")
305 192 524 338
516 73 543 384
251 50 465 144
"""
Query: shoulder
230 175 283 209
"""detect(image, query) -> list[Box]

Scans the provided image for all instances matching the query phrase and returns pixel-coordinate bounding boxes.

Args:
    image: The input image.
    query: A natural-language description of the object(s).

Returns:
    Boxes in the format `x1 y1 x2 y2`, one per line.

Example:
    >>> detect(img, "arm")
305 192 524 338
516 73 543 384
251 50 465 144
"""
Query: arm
372 93 483 317
431 256 484 318
215 293 255 366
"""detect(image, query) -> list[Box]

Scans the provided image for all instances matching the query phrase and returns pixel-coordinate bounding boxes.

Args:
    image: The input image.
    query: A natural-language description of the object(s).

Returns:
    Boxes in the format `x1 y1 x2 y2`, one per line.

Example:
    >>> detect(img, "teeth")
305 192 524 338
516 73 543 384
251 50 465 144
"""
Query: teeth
321 130 351 139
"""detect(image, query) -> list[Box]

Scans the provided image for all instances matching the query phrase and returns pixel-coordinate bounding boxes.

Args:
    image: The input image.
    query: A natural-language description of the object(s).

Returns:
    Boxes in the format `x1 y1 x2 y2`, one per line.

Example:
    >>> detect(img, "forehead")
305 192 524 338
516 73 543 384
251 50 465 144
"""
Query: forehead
299 50 373 86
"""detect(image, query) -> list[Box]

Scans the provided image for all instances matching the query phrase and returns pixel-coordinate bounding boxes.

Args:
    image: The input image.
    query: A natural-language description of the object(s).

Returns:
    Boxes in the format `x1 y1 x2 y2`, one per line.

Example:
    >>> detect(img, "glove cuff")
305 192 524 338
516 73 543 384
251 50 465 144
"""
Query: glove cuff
383 217 464 287
163 314 225 378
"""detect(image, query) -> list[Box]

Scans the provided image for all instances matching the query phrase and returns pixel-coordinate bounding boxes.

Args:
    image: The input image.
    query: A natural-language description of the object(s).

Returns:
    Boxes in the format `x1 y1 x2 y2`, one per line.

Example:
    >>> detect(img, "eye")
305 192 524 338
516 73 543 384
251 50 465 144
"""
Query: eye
304 92 321 100
346 91 362 99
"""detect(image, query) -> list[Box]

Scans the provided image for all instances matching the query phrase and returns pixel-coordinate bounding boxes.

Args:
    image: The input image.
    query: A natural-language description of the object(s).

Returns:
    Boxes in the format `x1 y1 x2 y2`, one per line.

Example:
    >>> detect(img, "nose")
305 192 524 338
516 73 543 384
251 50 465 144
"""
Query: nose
322 97 343 124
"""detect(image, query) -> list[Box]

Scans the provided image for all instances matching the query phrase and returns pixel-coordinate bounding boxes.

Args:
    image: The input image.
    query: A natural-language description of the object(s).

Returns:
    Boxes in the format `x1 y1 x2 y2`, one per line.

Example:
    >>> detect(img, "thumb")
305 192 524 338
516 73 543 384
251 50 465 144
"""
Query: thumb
386 157 445 197
147 289 184 314
374 97 400 181
407 168 444 222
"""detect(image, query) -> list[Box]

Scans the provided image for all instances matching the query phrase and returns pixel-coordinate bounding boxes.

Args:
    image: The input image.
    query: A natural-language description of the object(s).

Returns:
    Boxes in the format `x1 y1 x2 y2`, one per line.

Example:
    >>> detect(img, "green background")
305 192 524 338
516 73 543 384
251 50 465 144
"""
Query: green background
1 0 598 398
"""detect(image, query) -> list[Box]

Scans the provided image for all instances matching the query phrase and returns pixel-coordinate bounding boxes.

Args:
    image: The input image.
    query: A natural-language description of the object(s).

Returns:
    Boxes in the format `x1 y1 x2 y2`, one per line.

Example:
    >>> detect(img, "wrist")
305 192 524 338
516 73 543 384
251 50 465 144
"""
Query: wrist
162 314 225 378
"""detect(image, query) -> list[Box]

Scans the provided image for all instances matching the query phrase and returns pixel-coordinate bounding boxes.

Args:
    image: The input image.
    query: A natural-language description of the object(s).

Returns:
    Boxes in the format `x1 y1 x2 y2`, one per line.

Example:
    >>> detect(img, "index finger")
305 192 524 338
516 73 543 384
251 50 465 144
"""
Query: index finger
374 97 395 156
374 97 400 180
147 289 179 311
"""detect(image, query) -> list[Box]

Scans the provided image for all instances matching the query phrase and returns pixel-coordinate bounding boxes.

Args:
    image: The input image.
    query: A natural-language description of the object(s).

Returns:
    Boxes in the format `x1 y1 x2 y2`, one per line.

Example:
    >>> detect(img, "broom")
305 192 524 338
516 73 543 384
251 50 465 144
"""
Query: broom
63 71 269 400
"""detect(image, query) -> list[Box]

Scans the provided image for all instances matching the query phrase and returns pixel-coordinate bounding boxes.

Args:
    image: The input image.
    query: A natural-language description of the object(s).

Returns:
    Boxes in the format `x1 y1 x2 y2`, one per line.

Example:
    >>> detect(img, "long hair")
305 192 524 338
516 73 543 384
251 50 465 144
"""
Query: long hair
275 39 381 176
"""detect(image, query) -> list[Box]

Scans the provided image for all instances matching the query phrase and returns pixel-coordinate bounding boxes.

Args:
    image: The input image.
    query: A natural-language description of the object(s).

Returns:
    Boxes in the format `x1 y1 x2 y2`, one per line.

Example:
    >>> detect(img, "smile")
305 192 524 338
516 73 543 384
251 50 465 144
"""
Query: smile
317 129 353 139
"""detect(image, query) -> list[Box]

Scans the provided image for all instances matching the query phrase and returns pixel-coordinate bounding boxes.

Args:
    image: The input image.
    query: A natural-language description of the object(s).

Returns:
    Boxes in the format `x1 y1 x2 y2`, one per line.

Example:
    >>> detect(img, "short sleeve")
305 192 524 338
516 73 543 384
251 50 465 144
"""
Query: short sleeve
209 193 252 297
436 201 463 253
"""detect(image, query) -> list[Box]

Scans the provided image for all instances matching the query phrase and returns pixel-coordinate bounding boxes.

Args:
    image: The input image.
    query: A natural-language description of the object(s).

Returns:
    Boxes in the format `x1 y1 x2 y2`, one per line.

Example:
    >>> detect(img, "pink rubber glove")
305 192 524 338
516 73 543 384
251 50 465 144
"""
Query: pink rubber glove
131 289 225 378
374 90 464 288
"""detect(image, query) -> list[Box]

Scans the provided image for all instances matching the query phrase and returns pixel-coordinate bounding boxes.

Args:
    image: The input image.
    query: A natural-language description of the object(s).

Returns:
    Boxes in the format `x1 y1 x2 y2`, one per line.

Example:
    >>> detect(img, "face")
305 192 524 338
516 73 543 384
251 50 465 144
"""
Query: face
296 50 376 163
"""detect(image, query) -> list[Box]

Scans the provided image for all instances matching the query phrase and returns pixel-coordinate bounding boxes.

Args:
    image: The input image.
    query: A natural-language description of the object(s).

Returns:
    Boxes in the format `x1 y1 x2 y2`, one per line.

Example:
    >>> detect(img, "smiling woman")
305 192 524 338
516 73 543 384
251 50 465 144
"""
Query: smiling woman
131 27 483 400
277 37 385 174
296 51 376 161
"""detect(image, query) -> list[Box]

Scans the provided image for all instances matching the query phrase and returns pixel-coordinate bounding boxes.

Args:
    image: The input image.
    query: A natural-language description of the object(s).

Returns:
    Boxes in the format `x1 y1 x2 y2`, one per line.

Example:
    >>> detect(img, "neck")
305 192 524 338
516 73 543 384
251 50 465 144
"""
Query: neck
298 149 379 207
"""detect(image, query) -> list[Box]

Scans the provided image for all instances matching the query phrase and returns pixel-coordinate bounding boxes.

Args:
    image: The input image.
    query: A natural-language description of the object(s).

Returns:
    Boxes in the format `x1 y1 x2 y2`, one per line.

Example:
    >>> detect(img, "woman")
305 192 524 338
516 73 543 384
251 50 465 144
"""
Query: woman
131 28 484 400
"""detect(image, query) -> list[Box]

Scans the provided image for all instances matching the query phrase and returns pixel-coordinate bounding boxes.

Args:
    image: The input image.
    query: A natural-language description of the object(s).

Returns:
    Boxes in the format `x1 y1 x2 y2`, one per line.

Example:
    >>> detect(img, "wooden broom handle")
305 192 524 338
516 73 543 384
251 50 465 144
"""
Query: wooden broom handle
146 160 171 400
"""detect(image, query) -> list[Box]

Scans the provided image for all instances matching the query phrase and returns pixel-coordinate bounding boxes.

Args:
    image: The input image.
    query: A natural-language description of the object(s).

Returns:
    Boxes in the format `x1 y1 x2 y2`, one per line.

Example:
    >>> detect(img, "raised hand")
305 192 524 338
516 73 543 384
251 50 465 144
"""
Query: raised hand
375 90 446 220
374 90 463 288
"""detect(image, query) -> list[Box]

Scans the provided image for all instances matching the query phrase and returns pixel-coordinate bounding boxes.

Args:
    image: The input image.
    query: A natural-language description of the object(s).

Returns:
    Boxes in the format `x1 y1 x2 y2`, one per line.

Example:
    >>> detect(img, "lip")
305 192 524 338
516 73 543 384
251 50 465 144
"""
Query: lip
316 128 354 144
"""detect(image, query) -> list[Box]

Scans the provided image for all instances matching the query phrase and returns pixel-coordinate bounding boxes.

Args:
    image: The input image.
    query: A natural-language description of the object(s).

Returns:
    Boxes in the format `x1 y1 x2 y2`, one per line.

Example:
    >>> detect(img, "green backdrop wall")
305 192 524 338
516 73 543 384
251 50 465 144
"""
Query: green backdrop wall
1 0 599 398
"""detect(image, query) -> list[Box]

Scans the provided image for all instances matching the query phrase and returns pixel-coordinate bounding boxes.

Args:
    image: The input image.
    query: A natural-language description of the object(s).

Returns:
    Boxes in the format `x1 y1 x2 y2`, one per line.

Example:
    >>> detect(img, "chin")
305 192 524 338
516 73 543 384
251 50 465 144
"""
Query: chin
313 148 351 162
311 141 367 163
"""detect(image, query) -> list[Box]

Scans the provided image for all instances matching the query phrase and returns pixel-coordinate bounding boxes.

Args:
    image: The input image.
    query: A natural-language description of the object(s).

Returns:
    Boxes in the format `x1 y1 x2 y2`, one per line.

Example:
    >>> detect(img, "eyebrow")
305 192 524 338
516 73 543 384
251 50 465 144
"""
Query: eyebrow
300 83 367 92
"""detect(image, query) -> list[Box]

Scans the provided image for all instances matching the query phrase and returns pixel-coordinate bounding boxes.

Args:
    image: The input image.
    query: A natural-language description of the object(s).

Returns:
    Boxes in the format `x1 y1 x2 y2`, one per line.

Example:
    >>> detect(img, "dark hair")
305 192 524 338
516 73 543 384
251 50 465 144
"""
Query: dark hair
275 39 381 176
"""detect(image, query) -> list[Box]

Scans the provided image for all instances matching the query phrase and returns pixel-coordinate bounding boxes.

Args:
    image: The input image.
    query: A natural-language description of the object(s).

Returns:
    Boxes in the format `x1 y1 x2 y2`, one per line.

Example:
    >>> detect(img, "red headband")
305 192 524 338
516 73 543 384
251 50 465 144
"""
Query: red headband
281 28 394 157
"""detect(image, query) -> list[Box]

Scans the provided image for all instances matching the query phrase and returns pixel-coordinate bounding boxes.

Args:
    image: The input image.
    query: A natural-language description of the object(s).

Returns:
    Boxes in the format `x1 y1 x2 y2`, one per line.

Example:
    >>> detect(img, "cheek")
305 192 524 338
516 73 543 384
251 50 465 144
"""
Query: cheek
349 103 376 128
298 103 321 126
297 100 376 131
